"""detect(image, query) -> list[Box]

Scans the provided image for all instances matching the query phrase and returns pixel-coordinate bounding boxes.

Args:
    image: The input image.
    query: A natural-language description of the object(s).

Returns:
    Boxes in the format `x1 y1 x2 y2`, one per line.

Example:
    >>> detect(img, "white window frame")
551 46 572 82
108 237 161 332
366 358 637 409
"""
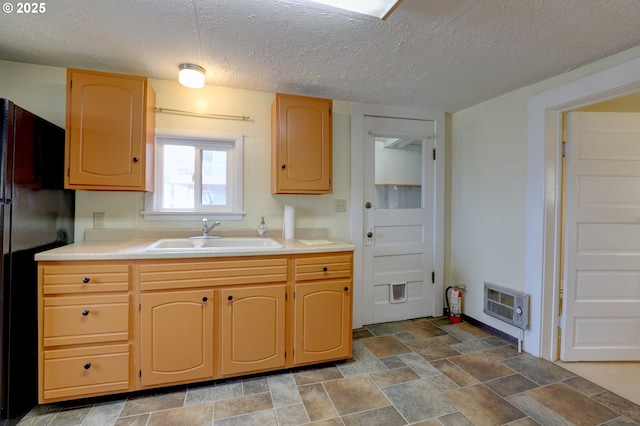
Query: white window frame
143 129 244 221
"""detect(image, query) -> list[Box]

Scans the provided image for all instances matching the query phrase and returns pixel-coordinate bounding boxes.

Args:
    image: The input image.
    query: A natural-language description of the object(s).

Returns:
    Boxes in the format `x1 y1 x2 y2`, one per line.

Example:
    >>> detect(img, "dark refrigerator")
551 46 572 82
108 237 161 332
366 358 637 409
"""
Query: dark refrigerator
0 99 74 423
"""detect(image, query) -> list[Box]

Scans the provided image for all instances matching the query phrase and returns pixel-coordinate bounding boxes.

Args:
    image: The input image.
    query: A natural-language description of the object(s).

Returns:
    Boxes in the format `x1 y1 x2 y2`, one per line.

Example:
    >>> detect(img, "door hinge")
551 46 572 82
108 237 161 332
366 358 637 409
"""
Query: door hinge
562 141 567 157
293 291 296 299
67 168 70 177
433 148 436 160
285 293 288 301
284 351 286 359
139 370 142 378
432 271 435 284
69 80 72 89
139 303 141 312
557 315 565 329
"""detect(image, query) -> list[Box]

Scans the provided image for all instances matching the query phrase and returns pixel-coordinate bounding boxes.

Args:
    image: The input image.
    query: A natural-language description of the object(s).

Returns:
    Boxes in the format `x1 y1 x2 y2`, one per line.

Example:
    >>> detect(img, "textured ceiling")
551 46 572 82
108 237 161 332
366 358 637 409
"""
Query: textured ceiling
1 0 639 112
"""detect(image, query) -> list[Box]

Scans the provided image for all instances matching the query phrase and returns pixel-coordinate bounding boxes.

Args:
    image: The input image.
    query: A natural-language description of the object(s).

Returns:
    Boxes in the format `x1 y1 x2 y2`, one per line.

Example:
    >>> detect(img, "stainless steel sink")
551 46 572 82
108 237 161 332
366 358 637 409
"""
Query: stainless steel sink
145 237 283 252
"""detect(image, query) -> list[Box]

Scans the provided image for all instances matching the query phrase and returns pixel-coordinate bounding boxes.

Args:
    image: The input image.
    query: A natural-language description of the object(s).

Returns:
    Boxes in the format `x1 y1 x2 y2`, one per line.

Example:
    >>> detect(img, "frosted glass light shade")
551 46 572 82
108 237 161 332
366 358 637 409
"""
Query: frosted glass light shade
178 64 205 88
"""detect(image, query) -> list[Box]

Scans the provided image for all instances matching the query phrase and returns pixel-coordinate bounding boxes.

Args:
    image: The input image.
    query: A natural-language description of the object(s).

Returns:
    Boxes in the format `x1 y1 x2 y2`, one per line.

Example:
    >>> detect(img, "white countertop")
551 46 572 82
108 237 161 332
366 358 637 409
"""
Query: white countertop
34 237 355 262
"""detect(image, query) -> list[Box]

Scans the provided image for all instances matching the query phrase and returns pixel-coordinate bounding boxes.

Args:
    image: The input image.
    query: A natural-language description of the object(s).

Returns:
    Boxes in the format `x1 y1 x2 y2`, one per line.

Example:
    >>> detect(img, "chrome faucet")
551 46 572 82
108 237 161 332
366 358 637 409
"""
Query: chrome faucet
201 218 220 237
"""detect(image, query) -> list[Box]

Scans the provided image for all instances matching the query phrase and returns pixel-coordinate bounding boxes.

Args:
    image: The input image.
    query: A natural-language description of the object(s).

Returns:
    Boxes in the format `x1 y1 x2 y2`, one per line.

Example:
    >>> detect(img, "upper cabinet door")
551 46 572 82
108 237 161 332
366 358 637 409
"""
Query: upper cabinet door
271 93 332 194
65 68 155 191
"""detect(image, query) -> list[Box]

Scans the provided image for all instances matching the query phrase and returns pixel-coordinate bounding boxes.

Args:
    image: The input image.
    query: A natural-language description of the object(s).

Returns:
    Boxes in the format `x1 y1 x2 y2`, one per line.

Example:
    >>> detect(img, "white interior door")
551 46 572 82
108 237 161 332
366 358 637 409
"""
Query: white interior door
363 117 435 324
562 111 640 361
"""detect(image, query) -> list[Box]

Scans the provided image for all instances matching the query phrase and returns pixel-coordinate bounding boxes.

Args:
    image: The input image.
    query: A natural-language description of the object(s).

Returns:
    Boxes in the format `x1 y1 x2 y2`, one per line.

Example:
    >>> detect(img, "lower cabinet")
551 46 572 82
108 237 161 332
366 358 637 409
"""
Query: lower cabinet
140 290 214 387
294 280 352 365
42 344 129 401
38 251 352 403
219 285 286 376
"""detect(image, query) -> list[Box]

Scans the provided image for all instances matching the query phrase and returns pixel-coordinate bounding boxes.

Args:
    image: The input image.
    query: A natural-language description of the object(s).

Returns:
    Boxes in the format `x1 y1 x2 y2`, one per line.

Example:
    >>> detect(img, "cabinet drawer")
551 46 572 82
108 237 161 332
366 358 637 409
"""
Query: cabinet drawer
43 294 129 347
294 254 352 281
43 344 129 401
139 257 288 291
42 263 129 294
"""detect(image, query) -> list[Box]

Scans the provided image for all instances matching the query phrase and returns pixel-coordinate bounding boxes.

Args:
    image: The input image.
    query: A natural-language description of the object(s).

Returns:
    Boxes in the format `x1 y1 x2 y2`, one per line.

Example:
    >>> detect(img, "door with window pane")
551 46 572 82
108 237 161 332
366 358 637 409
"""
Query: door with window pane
363 117 435 324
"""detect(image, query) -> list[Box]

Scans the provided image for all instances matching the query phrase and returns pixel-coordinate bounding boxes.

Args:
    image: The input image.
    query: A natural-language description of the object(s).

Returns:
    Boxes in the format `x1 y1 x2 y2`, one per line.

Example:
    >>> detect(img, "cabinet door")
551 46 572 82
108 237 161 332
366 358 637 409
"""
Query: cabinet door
140 290 214 387
272 94 332 194
219 285 286 376
294 280 351 365
66 69 152 190
42 344 129 402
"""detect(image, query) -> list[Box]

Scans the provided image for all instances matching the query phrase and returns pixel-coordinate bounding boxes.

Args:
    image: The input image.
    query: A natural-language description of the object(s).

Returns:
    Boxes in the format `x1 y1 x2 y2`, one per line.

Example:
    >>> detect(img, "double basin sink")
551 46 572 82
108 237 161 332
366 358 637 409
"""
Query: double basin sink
145 237 283 252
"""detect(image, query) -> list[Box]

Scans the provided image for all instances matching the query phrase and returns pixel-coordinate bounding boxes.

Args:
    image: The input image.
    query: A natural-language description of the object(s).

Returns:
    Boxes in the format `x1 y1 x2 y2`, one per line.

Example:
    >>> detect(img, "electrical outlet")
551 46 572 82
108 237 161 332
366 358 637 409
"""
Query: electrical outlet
93 212 105 229
334 199 347 212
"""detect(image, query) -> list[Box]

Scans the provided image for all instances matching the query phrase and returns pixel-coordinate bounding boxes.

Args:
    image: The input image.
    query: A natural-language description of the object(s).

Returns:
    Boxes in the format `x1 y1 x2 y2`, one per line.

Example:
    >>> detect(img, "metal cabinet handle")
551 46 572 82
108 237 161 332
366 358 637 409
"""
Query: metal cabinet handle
133 157 140 162
202 296 208 302
84 362 91 370
344 286 349 292
82 277 90 283
322 266 328 272
227 295 233 301
367 232 373 238
81 310 90 316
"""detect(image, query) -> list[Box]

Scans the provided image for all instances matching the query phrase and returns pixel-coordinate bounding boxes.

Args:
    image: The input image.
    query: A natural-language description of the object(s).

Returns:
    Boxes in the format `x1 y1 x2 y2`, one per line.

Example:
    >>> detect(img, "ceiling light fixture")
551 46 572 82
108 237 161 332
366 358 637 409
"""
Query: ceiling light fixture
307 0 402 20
178 63 205 88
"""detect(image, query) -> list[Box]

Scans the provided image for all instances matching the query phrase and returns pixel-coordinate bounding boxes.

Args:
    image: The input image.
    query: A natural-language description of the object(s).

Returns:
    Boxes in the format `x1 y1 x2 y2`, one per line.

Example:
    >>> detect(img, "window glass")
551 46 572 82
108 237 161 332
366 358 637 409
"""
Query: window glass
162 144 195 209
202 149 227 206
143 132 244 221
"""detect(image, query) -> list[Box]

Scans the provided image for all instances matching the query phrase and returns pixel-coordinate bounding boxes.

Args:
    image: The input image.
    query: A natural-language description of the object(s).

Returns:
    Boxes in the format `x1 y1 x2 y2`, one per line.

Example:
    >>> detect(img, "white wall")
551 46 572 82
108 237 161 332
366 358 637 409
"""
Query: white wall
449 45 640 338
0 60 66 126
0 61 352 242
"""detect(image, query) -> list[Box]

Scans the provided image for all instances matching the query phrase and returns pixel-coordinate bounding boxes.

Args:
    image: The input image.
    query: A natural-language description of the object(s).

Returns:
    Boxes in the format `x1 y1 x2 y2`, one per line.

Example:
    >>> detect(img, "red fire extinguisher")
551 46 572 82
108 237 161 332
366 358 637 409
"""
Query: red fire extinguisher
446 285 464 324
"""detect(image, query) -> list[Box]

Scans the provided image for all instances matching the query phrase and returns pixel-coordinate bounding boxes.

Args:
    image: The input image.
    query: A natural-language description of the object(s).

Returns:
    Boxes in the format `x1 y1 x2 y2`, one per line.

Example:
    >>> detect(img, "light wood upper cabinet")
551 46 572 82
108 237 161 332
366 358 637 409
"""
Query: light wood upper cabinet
140 290 214 387
271 93 332 194
219 285 286 376
65 68 155 191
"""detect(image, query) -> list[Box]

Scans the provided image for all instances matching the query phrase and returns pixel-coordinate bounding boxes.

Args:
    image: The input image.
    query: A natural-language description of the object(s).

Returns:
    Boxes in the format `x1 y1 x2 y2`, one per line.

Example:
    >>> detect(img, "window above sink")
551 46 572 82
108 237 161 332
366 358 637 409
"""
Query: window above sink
143 129 244 221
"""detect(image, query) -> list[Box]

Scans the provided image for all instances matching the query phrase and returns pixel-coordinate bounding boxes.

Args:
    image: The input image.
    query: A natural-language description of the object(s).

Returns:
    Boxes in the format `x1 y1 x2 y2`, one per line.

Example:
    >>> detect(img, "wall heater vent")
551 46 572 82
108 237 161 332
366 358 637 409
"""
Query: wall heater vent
484 282 529 330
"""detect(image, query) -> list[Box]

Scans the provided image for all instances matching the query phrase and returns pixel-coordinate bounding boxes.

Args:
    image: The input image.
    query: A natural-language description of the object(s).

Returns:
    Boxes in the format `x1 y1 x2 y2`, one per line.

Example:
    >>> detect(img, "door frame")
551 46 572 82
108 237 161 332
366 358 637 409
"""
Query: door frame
350 103 446 329
525 55 640 360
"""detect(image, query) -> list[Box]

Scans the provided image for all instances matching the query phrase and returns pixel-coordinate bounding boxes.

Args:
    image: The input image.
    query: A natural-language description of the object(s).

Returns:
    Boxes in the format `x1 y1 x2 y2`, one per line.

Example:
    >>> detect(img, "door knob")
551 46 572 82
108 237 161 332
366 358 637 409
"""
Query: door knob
367 232 373 238
365 202 372 209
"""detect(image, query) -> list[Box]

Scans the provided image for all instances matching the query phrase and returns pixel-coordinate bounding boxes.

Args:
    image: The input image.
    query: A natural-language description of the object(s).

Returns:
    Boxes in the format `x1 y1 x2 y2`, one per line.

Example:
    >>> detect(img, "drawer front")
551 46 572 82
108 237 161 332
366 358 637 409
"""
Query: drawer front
43 294 129 347
43 344 129 401
139 257 288 291
42 263 129 294
295 254 353 282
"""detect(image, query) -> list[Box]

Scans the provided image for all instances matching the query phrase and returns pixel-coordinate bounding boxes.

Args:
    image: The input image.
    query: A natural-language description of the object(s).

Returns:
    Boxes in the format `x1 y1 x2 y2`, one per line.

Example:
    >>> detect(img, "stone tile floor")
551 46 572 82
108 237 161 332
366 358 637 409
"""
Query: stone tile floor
18 317 640 425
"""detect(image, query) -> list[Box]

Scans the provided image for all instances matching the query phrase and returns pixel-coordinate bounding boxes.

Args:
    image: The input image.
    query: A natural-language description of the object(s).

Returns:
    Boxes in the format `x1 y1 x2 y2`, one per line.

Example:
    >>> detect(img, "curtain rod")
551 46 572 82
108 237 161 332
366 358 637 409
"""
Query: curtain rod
155 107 251 121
